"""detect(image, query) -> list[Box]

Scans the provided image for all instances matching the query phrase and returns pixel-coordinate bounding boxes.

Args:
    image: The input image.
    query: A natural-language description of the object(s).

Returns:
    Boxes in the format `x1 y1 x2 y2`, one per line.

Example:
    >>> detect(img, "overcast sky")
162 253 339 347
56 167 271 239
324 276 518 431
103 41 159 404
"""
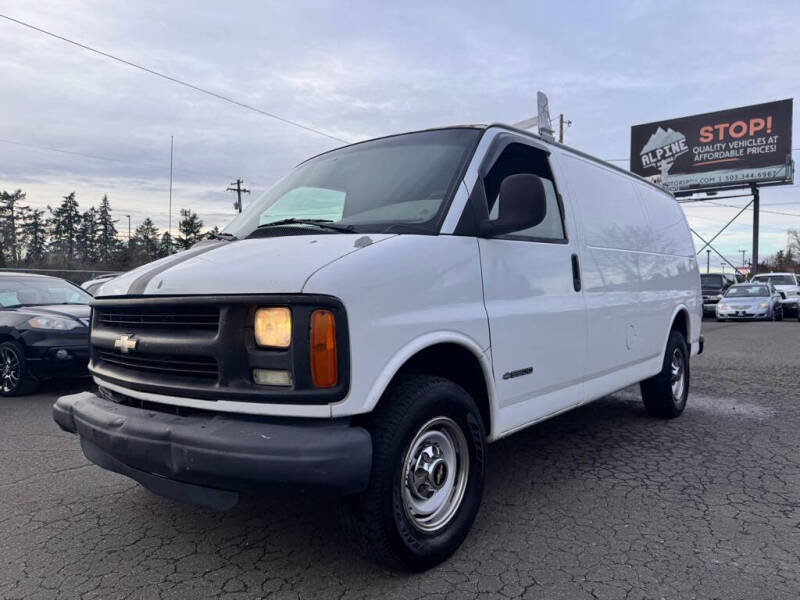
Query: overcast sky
1 0 798 269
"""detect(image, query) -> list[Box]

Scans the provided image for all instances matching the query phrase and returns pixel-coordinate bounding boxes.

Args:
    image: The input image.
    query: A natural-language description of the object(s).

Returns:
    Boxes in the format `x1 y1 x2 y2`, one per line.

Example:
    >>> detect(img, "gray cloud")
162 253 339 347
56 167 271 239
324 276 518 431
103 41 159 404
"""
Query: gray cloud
0 0 797 265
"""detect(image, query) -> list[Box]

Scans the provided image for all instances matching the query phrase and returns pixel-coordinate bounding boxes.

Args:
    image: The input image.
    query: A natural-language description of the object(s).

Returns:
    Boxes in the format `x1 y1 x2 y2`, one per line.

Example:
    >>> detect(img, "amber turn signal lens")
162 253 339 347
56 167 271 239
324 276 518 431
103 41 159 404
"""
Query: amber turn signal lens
310 309 337 388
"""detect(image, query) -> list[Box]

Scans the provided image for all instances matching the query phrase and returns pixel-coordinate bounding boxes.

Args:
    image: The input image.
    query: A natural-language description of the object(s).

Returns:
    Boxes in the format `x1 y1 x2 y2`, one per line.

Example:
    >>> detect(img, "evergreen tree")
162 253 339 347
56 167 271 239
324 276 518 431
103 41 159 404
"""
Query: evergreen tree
77 207 100 264
130 217 160 262
96 195 121 263
21 208 48 265
0 189 27 265
48 192 82 264
158 231 174 258
176 208 203 250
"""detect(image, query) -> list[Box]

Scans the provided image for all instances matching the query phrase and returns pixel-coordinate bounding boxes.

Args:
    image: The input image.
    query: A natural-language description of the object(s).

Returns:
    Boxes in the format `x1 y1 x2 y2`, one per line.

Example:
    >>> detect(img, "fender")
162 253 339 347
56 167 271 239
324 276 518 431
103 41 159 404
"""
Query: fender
338 331 499 440
662 304 692 358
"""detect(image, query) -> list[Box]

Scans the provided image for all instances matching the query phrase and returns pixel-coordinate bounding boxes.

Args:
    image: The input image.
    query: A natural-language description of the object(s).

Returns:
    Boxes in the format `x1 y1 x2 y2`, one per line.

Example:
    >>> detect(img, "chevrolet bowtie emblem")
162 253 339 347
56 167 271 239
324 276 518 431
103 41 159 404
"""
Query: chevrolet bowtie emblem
114 334 138 354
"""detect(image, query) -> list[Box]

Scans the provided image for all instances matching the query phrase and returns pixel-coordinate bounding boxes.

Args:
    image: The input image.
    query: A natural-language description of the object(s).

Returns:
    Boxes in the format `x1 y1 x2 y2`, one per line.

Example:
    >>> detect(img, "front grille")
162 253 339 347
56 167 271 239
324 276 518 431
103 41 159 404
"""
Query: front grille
89 295 349 404
97 350 218 380
94 305 220 331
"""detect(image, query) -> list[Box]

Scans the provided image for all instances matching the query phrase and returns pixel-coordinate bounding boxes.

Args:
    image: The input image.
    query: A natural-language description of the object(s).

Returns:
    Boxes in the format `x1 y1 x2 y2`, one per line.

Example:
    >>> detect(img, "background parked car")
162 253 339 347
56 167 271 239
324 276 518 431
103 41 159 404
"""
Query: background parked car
749 272 800 317
0 272 92 396
80 273 121 296
716 283 783 322
701 272 736 316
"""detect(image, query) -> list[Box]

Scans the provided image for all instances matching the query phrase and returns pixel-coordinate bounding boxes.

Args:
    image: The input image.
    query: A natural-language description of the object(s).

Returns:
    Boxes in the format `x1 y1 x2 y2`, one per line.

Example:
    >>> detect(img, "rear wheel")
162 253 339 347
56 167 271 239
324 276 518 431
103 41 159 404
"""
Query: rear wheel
0 341 39 397
640 330 689 418
774 306 784 321
340 375 486 571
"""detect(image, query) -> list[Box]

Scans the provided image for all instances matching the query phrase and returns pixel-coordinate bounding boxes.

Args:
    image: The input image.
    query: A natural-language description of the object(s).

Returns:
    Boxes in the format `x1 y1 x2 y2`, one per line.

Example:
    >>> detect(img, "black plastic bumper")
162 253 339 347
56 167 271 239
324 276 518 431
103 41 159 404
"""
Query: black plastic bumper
53 392 372 510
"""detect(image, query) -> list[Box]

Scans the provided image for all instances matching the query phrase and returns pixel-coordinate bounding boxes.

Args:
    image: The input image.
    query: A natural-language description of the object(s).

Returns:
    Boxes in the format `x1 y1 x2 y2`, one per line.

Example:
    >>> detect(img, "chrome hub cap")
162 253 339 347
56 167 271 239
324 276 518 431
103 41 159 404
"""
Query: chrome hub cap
401 417 469 533
1 347 21 393
670 348 685 404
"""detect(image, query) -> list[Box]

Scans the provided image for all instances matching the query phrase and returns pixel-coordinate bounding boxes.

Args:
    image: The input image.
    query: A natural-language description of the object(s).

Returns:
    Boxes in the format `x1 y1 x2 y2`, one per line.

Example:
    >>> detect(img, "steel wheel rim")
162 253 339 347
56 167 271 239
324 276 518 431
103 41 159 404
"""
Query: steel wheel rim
670 348 685 404
400 416 470 533
1 347 21 393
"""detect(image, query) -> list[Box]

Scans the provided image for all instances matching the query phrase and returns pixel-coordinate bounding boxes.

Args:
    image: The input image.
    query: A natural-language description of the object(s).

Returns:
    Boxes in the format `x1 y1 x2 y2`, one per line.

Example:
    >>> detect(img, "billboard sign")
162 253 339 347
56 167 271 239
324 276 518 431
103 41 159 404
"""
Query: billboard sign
630 99 793 193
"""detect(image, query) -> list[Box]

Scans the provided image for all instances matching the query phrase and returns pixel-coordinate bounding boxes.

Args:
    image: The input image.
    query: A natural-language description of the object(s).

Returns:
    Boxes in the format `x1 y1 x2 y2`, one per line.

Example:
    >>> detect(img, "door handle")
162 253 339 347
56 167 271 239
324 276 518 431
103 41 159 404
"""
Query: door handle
571 254 581 292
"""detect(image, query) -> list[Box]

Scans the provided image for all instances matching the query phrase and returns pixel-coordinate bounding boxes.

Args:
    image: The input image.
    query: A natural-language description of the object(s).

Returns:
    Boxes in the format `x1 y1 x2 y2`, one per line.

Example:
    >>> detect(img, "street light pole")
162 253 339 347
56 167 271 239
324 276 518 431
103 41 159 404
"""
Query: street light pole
706 249 711 274
124 214 131 243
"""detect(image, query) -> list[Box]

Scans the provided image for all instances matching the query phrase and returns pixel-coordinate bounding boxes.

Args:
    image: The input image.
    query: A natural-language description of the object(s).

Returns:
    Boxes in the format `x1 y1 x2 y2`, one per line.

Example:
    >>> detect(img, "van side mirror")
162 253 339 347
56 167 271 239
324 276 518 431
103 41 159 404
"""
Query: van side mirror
479 174 547 238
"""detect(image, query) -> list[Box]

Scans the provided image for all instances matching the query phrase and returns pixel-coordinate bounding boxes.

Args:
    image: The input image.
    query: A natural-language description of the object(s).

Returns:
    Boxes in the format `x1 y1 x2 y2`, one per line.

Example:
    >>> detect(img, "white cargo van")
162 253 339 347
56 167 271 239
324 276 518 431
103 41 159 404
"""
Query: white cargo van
54 125 703 570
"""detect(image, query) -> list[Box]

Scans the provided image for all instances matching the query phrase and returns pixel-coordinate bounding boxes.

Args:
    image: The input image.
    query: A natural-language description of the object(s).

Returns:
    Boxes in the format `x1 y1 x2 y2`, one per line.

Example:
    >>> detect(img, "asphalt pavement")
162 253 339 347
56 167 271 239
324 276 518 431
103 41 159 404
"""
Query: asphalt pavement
2 320 799 599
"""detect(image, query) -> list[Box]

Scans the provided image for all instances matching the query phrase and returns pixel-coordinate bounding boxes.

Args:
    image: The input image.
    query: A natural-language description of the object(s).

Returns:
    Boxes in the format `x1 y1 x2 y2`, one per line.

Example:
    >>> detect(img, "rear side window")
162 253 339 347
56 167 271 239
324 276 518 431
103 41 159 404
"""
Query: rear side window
483 143 566 242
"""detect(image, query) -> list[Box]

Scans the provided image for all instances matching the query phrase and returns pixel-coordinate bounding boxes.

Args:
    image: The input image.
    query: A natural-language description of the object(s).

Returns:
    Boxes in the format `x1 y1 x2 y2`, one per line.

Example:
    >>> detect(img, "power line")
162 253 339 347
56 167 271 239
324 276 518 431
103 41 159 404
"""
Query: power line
0 13 349 144
0 137 197 175
682 200 800 218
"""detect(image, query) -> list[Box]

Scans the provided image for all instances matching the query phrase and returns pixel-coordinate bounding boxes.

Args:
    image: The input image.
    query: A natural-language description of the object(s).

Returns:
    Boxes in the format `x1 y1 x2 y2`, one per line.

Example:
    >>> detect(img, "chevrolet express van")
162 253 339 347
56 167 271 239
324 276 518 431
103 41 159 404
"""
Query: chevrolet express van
54 125 703 570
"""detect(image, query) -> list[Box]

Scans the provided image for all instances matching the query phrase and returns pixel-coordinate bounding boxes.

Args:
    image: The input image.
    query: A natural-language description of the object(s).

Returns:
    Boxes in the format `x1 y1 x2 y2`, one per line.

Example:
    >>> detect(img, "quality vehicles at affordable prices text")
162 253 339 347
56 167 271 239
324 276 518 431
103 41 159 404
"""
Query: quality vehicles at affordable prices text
54 125 703 570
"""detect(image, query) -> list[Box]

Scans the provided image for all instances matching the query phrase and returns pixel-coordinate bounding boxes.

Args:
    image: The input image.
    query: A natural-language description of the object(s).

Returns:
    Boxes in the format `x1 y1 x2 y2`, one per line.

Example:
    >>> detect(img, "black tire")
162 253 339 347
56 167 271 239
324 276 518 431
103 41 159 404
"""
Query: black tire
0 341 39 397
340 375 486 571
775 306 784 321
640 330 689 419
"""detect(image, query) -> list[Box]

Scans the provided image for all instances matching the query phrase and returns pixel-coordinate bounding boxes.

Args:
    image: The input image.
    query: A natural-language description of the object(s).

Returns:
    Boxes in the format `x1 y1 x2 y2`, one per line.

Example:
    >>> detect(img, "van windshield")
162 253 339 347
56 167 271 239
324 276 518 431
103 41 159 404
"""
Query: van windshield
223 128 480 238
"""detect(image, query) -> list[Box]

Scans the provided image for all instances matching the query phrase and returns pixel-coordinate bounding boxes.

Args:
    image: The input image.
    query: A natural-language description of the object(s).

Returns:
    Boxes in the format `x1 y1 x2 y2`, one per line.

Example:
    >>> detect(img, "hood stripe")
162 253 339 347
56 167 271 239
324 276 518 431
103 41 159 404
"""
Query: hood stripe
127 242 225 295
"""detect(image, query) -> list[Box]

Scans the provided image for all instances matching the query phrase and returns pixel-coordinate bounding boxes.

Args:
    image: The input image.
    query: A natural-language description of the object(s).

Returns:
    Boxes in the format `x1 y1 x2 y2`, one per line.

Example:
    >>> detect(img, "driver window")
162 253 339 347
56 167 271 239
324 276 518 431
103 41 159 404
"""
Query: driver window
484 143 566 241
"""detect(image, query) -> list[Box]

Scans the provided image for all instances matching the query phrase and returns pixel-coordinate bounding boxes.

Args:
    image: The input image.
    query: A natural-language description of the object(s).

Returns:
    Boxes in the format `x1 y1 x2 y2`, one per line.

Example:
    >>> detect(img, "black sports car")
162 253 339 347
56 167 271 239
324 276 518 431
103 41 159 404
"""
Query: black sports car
0 272 91 396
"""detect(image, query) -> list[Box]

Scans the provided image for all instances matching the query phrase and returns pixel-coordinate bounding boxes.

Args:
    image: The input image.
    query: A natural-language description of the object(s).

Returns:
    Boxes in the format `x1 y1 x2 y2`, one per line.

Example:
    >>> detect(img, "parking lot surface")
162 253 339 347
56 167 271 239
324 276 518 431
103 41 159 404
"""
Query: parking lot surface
2 320 799 599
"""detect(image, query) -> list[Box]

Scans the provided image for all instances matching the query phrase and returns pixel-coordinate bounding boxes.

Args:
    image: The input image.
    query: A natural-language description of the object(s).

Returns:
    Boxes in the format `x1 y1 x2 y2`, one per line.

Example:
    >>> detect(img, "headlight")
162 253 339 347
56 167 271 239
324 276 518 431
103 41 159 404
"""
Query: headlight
711 294 721 301
757 302 769 309
254 307 291 348
717 303 729 310
27 316 82 330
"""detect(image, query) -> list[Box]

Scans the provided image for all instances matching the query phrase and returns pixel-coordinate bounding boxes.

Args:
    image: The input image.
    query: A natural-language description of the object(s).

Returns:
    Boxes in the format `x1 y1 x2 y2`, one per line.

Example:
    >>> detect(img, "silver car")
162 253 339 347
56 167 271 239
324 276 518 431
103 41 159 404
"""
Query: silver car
716 283 784 321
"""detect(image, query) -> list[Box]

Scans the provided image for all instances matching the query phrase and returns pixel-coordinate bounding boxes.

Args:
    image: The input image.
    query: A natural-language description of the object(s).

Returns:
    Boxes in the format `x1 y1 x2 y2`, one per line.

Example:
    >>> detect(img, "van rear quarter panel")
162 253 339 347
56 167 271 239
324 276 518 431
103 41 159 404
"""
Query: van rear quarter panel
555 149 700 400
301 235 492 422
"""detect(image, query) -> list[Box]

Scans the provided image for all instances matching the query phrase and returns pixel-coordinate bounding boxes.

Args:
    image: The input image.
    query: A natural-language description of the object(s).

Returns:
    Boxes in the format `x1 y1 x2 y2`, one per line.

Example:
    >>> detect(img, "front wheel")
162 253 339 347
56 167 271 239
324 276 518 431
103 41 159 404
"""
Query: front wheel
340 375 486 571
640 330 689 418
0 341 39 396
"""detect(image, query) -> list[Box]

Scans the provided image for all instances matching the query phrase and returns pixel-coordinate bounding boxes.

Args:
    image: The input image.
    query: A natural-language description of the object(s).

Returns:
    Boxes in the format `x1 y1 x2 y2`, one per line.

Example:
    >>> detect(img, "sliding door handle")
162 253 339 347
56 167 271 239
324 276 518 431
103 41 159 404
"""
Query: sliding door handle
571 254 581 292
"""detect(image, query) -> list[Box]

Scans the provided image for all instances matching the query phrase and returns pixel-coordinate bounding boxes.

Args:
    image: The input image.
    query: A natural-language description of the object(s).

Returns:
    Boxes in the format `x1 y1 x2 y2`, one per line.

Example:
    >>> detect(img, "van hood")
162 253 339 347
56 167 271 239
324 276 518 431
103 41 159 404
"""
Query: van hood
98 234 396 297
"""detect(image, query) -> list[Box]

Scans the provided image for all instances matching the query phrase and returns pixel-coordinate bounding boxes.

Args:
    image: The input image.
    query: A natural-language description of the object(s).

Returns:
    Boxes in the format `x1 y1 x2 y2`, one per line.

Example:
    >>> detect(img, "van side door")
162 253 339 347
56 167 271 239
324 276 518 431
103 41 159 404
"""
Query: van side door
463 136 587 435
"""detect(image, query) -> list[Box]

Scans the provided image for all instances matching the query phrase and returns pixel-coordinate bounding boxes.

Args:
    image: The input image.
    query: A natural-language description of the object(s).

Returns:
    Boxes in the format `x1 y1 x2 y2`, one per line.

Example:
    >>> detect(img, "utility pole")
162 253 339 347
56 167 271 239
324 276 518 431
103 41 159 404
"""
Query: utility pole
739 250 746 272
227 179 250 213
124 214 131 244
169 136 173 245
751 183 760 276
706 249 711 274
558 114 572 144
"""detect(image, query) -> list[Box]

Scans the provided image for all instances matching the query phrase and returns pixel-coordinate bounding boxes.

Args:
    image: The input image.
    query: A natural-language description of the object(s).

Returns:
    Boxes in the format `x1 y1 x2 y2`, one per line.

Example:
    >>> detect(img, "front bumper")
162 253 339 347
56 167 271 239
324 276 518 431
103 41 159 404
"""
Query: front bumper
716 307 770 319
53 392 372 509
26 345 90 378
21 330 89 378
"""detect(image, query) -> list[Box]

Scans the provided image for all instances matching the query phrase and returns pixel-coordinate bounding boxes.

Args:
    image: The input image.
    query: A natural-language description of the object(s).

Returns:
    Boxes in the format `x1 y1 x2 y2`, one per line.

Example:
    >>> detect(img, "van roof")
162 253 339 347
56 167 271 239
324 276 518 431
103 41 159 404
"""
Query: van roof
299 124 669 195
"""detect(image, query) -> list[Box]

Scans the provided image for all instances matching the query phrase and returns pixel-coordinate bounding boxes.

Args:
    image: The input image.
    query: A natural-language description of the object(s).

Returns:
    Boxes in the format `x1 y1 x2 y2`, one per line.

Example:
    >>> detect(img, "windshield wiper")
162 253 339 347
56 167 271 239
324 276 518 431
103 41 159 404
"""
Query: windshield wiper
256 218 355 233
206 231 238 241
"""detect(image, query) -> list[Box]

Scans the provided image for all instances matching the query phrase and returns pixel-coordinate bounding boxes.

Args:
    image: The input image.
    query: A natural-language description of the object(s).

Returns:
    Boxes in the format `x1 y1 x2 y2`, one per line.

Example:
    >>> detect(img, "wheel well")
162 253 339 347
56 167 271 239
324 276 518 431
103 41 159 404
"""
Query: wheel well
380 343 491 435
671 309 689 341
